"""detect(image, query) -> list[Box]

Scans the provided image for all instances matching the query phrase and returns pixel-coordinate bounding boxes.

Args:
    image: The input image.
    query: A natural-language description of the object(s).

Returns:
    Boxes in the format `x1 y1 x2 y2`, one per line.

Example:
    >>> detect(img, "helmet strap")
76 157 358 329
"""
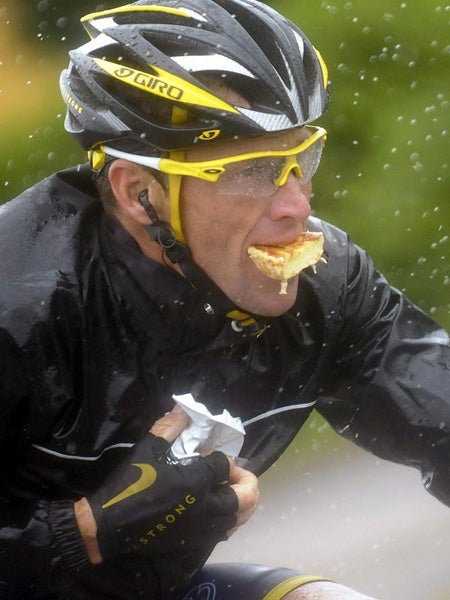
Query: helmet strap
168 106 188 243
168 167 185 243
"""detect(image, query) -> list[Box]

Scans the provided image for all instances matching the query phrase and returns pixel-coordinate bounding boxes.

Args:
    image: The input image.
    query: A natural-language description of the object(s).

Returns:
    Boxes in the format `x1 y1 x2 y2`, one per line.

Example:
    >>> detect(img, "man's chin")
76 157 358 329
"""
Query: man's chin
234 277 299 317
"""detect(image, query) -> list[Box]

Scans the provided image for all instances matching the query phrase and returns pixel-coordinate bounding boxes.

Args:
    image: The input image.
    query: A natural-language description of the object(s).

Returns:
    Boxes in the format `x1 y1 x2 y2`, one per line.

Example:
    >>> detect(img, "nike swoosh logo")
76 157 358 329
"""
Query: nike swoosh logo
102 463 158 509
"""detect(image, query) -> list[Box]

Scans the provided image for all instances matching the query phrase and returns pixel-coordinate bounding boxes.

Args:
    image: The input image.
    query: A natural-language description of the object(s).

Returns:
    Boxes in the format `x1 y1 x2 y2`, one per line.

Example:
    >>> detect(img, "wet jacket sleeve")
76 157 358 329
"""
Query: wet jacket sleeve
316 240 450 506
0 329 90 595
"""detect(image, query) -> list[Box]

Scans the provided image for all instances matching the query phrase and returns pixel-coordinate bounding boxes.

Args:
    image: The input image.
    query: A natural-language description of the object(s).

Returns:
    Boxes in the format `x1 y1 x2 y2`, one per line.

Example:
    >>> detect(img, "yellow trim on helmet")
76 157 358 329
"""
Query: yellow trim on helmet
93 58 240 114
313 46 329 88
81 5 195 30
81 4 194 22
262 575 333 600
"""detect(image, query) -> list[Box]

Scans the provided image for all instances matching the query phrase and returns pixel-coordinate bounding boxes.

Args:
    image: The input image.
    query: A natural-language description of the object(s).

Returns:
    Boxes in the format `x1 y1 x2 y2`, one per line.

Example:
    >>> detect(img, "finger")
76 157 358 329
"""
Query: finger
149 406 190 442
206 485 239 516
225 483 258 537
234 502 258 527
229 464 258 491
203 488 238 543
230 467 259 514
203 451 232 484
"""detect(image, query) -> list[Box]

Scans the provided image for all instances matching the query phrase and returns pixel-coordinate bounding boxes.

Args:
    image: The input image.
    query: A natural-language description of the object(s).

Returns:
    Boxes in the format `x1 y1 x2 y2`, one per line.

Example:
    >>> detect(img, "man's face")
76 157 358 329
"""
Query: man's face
179 130 313 317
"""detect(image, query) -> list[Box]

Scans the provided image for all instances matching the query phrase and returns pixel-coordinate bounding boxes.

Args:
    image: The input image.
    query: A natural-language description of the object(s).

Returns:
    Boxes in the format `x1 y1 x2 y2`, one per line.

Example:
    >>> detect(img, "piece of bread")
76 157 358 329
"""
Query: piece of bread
247 231 325 294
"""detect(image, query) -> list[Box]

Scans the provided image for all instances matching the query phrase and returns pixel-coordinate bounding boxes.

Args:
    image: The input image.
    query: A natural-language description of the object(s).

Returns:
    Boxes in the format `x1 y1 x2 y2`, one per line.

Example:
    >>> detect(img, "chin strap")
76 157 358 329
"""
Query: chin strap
138 190 266 336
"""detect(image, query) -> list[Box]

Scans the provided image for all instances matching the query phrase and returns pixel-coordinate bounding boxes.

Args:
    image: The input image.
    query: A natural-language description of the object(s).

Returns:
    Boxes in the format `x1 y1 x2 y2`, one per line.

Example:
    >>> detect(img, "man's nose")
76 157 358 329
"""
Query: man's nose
268 174 311 223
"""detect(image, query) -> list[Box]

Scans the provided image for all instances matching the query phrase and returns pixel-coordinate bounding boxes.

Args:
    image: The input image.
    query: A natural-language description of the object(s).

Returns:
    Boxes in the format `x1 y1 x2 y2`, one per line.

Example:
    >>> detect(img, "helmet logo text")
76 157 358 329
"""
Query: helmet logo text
113 66 184 100
93 58 241 114
61 85 83 114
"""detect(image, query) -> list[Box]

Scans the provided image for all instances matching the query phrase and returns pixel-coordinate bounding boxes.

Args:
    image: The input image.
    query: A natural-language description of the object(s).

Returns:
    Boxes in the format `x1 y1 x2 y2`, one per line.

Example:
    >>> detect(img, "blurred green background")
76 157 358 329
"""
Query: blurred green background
0 0 448 328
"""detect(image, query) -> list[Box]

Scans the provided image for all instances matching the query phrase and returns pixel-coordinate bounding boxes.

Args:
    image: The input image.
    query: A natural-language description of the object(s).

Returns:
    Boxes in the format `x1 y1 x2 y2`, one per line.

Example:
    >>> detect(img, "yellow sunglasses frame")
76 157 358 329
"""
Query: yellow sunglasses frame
96 125 327 185
160 125 326 185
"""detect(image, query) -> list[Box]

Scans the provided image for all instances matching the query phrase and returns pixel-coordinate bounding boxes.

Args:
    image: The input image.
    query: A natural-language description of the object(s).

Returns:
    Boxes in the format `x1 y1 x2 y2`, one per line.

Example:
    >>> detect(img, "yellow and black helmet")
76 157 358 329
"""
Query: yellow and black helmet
60 0 329 156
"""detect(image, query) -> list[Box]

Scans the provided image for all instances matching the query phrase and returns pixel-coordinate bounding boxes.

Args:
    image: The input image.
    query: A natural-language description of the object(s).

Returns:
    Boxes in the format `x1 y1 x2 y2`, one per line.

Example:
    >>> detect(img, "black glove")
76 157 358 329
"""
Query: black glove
88 433 238 561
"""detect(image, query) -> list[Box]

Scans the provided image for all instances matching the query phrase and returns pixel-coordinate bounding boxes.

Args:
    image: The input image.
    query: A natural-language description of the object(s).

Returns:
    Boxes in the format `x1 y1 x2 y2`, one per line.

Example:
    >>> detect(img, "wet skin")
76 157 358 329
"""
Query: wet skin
179 132 313 317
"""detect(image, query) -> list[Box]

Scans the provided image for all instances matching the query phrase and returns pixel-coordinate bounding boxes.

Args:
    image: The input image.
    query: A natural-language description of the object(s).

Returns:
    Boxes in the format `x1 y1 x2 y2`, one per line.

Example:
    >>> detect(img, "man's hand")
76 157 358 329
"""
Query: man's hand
228 463 259 536
149 403 190 441
75 405 190 564
151 406 259 538
75 406 258 563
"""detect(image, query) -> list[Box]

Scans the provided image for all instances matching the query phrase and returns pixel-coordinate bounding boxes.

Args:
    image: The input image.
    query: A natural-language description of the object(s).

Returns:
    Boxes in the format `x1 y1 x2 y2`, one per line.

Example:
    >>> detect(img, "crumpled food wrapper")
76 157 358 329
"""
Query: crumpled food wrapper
170 393 245 461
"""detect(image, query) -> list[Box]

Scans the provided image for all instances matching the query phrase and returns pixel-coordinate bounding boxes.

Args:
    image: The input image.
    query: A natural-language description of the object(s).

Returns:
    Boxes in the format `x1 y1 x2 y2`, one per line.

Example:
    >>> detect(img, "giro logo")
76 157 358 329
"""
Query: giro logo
101 463 157 509
94 59 184 101
198 130 221 141
181 582 217 600
94 58 240 114
113 66 184 100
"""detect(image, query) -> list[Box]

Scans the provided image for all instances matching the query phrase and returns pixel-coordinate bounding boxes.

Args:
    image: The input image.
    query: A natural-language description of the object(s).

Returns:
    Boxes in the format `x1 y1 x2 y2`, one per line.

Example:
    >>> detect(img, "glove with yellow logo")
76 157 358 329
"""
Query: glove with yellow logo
87 433 238 560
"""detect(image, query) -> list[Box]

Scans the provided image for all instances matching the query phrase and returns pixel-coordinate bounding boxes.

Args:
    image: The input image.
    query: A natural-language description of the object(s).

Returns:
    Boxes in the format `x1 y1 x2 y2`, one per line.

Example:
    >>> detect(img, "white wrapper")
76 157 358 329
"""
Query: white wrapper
170 393 245 460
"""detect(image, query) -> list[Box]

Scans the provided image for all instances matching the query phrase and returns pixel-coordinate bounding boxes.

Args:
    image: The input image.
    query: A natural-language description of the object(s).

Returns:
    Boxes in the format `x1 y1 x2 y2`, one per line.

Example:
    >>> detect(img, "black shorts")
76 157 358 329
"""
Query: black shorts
178 563 329 600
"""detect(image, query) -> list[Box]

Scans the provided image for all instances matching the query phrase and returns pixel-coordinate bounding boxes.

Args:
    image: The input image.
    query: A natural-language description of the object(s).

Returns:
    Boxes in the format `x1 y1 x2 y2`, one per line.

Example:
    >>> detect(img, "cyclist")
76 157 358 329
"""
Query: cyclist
0 1 448 598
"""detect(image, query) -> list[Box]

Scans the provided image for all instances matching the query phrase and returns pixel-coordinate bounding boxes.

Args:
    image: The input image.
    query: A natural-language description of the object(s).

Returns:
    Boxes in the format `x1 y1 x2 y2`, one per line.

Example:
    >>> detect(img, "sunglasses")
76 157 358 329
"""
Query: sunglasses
97 125 327 197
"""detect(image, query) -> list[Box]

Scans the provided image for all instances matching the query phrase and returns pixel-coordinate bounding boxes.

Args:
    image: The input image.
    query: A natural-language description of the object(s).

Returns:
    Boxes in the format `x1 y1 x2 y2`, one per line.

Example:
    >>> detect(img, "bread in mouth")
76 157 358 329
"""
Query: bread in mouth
247 231 325 294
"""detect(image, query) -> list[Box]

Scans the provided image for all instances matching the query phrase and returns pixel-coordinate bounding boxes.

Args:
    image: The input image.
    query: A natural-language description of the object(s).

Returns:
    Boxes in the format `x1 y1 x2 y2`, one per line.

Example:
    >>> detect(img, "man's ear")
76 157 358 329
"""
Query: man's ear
107 159 167 225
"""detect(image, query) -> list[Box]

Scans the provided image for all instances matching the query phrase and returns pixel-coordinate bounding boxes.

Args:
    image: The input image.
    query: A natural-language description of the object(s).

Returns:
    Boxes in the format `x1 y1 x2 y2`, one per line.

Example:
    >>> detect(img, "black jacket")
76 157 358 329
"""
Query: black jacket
0 165 449 598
